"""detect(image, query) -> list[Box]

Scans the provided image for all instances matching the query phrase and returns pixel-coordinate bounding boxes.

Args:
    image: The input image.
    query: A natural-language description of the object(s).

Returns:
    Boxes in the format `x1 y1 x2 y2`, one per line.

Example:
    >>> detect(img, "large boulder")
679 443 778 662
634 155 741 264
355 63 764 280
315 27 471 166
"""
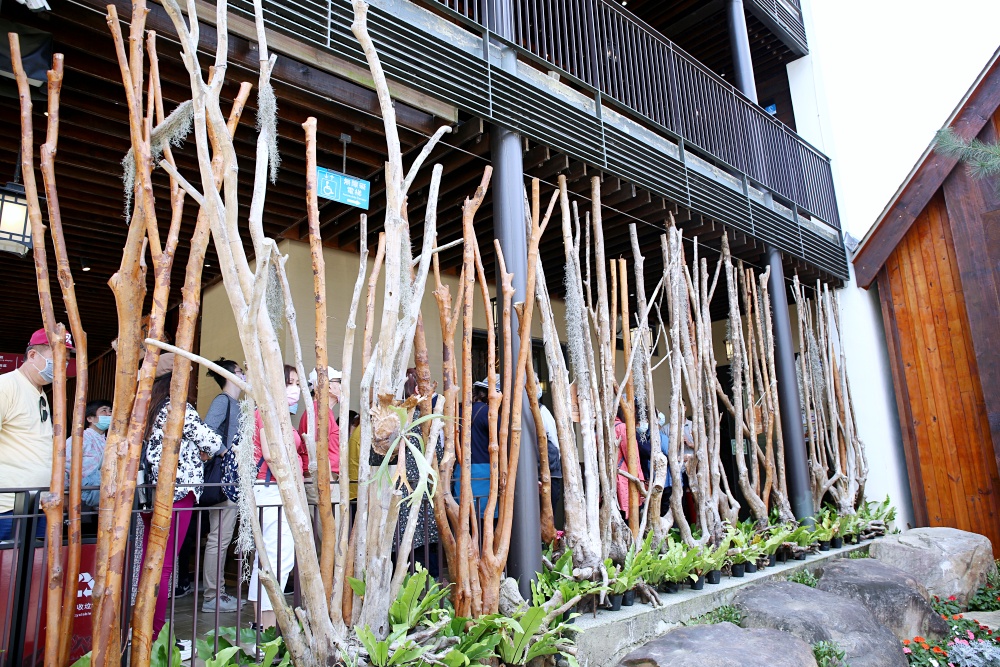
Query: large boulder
733 581 906 667
617 622 817 667
815 558 950 641
869 528 995 605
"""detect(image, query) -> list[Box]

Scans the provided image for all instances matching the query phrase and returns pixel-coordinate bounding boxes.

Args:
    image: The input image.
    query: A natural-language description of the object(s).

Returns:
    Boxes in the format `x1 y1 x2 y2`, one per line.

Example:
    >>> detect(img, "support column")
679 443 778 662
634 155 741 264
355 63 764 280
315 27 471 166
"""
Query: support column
488 0 542 599
726 0 758 103
767 246 814 521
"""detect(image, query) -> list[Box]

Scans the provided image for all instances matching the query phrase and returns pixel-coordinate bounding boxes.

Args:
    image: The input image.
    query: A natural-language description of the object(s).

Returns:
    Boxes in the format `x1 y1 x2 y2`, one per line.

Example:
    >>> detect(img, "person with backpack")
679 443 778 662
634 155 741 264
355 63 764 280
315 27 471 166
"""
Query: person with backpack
200 358 245 613
141 358 223 638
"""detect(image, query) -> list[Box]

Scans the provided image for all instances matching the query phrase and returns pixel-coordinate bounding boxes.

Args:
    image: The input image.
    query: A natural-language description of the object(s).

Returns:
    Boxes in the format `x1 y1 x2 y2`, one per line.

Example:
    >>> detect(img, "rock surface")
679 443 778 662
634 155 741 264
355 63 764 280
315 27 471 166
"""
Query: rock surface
815 558 950 641
617 622 817 667
971 611 1000 631
869 528 995 605
733 581 906 667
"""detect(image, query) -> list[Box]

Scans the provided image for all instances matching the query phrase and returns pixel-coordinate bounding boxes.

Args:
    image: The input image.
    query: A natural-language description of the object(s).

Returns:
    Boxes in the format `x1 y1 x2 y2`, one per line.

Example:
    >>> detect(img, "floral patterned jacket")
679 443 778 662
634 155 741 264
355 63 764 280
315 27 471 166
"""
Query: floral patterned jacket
144 400 223 502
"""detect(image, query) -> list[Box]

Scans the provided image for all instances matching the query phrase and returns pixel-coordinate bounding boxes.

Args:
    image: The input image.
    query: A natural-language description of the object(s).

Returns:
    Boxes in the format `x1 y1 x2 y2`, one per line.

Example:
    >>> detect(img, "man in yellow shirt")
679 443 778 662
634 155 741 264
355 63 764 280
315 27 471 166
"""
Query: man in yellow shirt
0 328 68 540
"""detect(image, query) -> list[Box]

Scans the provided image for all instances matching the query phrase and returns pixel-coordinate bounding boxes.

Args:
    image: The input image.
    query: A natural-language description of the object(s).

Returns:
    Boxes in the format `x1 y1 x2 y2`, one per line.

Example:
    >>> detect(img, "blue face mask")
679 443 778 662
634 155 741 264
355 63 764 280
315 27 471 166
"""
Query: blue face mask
289 403 299 415
96 415 112 431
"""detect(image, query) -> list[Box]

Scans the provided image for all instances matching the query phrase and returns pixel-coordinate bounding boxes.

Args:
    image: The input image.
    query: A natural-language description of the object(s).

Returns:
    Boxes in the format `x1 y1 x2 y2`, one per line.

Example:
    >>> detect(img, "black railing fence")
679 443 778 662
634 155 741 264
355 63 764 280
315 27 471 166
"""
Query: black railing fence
0 483 493 667
430 0 838 229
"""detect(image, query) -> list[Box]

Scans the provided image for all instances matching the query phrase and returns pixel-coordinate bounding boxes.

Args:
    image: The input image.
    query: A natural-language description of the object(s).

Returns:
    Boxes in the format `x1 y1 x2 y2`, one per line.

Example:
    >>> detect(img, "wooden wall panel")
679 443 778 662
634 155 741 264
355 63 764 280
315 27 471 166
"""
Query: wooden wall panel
882 191 1000 552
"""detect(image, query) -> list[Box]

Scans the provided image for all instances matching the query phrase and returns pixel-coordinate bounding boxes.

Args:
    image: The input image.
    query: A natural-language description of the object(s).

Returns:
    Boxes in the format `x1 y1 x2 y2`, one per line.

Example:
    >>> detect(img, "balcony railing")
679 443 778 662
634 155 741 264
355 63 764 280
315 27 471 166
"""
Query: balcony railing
431 0 839 229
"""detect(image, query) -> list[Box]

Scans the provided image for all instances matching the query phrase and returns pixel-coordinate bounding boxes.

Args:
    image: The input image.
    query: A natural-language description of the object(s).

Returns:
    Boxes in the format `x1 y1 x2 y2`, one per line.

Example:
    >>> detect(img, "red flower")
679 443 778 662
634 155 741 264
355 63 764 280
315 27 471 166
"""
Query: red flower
948 595 957 601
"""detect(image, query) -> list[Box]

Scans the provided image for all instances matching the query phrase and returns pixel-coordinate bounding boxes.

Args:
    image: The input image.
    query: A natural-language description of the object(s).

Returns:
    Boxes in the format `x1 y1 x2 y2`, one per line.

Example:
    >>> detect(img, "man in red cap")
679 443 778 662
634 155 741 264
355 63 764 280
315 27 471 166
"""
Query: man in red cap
0 328 73 540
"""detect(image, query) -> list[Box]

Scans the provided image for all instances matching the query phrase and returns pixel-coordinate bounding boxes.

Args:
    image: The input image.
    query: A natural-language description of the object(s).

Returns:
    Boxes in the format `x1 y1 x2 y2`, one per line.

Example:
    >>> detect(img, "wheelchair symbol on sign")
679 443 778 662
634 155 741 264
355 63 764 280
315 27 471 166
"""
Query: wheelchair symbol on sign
321 178 336 198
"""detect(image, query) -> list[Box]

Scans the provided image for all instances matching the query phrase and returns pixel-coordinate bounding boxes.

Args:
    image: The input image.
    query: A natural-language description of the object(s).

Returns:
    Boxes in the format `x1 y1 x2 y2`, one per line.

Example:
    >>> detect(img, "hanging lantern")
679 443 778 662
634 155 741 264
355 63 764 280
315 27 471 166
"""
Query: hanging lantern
0 181 31 257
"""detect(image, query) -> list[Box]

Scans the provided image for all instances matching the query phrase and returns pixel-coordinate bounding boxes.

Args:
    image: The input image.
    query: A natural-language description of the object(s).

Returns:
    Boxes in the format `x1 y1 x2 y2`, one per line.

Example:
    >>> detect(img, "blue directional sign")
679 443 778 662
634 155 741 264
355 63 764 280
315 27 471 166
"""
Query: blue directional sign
316 166 370 209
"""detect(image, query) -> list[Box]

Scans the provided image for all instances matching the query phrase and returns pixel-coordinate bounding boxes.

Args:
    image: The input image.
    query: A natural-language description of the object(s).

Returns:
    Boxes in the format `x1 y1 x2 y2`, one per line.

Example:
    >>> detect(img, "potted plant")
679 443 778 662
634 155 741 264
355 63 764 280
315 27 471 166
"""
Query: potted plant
697 535 731 585
617 532 656 606
605 561 627 611
787 524 814 560
655 538 699 594
811 520 834 551
726 523 763 577
821 508 844 549
760 524 794 567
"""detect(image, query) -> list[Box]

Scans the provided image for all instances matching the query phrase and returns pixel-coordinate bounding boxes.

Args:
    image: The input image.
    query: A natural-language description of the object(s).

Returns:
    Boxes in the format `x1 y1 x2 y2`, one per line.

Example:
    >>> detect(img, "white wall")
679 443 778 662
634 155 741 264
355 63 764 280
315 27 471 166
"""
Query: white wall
786 0 915 527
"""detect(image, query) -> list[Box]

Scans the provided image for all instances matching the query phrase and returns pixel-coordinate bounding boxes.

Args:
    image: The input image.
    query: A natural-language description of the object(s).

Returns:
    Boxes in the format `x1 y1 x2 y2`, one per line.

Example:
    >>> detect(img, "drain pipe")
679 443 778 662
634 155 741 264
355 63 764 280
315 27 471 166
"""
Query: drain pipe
487 0 542 600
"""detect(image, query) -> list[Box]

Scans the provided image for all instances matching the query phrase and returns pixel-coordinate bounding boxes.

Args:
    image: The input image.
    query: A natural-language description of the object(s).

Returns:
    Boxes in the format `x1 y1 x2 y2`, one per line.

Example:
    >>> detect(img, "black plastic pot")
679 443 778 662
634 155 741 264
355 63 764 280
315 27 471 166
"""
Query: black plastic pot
609 593 623 611
731 562 746 577
706 569 722 585
795 551 807 560
663 581 679 594
819 540 830 551
690 575 705 590
768 553 778 567
623 590 636 606
745 561 758 574
830 536 843 549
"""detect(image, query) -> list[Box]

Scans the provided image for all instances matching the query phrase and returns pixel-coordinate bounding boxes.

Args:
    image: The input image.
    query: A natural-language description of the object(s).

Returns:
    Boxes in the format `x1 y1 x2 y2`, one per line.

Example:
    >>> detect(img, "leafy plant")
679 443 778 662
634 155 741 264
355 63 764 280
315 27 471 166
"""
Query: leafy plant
475 606 577 667
969 584 1000 613
813 640 849 667
533 547 575 606
690 604 742 625
357 625 429 667
787 524 816 548
847 550 870 559
196 625 289 667
85 623 188 667
390 567 452 630
902 637 951 666
788 569 818 587
727 521 764 565
649 537 699 585
932 595 963 616
437 617 503 667
694 535 732 575
945 640 1000 667
760 524 794 556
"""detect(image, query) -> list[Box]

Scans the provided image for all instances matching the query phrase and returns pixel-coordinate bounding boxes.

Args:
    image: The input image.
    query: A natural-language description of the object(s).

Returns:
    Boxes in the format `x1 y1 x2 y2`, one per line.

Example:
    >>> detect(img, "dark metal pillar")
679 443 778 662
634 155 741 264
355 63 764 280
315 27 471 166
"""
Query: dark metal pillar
767 246 814 521
488 0 542 598
726 0 758 103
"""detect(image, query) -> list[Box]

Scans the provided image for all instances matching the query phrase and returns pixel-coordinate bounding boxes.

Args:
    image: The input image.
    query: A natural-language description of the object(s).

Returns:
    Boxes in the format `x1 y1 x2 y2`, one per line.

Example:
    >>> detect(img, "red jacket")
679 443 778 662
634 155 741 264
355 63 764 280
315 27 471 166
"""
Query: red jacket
253 410 308 480
298 402 340 475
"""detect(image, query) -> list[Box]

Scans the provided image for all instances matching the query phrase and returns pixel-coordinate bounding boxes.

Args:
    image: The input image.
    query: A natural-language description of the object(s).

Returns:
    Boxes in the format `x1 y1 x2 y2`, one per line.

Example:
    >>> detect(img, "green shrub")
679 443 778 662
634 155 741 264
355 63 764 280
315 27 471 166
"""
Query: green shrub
691 605 742 625
788 569 818 587
847 550 870 559
813 640 849 667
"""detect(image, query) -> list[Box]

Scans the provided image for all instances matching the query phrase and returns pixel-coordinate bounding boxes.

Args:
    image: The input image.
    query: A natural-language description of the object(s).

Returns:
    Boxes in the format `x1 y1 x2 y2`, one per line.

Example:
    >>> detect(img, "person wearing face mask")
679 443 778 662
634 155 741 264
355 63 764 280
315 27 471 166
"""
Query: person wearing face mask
0 329 72 540
65 399 112 509
200 358 246 613
249 364 307 630
298 366 342 485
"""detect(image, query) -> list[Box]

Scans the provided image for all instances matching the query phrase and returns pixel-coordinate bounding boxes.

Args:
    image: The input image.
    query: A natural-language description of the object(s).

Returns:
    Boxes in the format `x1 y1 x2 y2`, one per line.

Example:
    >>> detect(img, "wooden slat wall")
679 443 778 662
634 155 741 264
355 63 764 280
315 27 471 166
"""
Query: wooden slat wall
882 191 1000 552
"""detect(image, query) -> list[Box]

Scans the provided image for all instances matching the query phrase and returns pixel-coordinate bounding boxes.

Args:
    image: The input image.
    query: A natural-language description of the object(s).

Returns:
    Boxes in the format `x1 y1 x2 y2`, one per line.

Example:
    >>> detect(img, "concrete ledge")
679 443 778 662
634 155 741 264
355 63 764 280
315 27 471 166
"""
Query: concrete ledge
573 541 875 667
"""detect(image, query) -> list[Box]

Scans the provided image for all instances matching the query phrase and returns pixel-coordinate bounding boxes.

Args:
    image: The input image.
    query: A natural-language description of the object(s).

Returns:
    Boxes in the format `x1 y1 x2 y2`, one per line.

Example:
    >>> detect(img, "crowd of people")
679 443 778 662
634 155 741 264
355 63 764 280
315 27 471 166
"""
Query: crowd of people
0 328 695 635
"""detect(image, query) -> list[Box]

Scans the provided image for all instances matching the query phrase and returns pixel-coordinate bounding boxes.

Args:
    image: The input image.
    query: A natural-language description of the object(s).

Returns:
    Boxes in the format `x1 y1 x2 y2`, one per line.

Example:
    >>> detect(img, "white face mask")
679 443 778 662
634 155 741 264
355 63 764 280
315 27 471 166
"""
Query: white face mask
657 412 666 427
638 421 648 435
286 384 301 411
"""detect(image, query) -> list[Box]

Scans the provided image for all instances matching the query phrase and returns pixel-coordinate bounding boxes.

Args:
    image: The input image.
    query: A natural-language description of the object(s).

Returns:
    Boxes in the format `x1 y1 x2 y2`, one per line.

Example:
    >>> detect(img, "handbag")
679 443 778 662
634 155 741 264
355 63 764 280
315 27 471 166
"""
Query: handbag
200 399 234 507
221 452 268 503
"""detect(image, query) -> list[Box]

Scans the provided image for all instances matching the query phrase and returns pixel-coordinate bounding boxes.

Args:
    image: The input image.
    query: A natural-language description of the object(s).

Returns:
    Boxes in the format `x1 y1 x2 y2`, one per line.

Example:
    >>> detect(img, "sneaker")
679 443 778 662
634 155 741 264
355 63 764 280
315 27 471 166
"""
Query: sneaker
176 639 192 662
173 581 193 599
202 592 242 613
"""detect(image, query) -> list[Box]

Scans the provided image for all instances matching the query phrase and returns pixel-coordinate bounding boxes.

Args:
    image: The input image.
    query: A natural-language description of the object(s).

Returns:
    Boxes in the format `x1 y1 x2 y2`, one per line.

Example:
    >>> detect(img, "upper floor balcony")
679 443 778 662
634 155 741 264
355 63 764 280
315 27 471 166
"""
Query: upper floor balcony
9 0 845 283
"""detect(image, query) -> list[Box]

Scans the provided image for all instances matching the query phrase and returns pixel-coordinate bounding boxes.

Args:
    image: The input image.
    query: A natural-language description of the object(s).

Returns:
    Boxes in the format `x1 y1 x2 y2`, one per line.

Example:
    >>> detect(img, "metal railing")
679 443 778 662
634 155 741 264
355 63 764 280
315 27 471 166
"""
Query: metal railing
1 483 498 667
429 0 838 229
